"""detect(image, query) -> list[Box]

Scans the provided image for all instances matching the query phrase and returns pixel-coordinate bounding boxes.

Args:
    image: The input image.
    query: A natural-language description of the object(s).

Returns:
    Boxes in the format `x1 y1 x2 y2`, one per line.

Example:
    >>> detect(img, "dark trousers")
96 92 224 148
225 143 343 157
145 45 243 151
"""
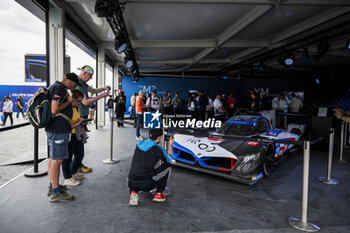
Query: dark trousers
62 134 84 179
3 112 13 125
163 107 172 114
16 109 24 118
199 110 206 121
116 109 125 127
128 163 171 193
130 106 135 118
136 113 143 137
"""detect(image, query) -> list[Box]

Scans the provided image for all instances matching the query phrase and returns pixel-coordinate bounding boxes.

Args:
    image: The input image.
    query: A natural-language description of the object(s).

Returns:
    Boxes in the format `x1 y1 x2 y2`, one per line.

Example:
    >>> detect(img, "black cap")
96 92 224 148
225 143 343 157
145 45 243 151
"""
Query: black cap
149 129 163 140
65 73 81 86
152 89 157 94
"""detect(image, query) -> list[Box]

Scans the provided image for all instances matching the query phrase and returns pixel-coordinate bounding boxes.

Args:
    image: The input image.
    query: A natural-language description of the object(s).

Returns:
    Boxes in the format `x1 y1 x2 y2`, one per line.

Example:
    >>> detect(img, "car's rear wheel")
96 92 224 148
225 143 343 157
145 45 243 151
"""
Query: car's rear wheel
263 145 275 177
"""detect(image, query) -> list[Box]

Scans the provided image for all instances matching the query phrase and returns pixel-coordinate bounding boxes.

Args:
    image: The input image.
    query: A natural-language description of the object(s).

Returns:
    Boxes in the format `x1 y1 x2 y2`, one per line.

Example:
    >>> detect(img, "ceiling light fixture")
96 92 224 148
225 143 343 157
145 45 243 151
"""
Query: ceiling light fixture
115 34 127 54
94 0 115 17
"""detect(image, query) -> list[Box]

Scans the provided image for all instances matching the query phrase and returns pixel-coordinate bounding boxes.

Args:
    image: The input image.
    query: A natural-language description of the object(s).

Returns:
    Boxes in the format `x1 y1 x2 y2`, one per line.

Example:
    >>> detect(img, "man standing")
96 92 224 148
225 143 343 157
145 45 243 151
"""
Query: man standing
226 93 237 117
16 95 25 119
213 94 226 123
146 89 162 112
130 93 137 119
128 129 175 206
135 91 147 140
46 73 80 202
114 91 126 127
76 65 110 173
289 93 303 113
2 97 13 126
198 90 208 121
107 95 114 120
172 92 182 115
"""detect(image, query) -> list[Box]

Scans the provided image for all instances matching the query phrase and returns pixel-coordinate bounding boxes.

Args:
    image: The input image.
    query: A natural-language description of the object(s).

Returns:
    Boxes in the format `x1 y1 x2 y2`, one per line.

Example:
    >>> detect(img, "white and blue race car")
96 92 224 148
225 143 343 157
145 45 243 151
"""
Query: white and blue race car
171 115 305 184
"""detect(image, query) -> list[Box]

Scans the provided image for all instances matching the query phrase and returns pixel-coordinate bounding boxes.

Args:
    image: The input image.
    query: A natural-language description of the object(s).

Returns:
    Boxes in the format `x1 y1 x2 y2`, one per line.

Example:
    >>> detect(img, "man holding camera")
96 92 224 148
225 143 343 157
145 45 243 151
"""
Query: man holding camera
76 65 111 173
128 129 175 206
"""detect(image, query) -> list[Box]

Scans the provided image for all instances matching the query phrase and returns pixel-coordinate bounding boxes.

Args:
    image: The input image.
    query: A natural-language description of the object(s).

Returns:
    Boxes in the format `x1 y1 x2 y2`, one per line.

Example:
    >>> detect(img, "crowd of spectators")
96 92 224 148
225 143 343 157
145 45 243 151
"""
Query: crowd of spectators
126 89 304 123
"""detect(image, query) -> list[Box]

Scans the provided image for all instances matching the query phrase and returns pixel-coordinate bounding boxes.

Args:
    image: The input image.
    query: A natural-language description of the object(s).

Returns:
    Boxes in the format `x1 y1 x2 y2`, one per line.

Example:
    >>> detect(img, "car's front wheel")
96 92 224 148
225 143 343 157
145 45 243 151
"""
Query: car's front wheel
263 145 275 177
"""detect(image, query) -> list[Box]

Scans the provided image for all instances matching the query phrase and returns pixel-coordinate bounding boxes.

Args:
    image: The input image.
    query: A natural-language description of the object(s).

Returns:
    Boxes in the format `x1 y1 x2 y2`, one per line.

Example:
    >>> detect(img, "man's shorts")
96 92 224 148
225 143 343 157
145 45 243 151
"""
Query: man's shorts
46 132 70 160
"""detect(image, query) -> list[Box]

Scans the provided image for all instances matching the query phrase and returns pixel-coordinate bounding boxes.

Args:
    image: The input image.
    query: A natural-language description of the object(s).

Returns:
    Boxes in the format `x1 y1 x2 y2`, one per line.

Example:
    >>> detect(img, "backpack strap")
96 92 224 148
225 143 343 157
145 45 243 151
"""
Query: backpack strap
54 113 71 122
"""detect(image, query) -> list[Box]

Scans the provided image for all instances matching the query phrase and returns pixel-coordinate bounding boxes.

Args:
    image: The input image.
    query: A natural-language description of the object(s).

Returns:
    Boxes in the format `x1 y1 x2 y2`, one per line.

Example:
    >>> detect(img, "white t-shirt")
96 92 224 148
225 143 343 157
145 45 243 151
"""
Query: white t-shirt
213 98 224 115
146 96 161 110
188 101 195 111
130 95 136 106
3 101 13 113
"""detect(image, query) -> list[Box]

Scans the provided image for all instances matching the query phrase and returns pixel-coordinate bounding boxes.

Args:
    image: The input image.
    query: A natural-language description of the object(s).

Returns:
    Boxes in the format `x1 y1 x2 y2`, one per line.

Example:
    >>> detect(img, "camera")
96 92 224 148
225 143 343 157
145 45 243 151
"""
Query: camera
164 132 175 141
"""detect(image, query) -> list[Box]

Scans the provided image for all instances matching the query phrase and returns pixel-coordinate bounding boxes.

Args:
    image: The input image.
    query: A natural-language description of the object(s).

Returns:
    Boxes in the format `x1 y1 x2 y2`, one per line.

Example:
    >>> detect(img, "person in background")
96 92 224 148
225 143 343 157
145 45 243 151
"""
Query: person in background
188 94 196 117
172 92 182 115
144 93 150 105
257 92 269 112
16 95 25 119
107 95 114 120
128 129 175 206
61 89 85 187
163 91 172 114
226 93 237 117
76 65 110 173
146 89 162 112
198 90 208 121
130 93 138 119
206 93 214 120
248 91 259 112
2 97 13 126
272 92 288 128
221 94 227 110
115 91 127 127
136 91 147 140
213 94 226 123
289 93 303 113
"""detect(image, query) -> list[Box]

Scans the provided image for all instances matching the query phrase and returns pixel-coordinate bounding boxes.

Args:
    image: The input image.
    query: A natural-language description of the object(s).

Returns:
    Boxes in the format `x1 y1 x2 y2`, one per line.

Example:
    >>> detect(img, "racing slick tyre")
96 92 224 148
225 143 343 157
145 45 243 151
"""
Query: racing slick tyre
263 145 275 177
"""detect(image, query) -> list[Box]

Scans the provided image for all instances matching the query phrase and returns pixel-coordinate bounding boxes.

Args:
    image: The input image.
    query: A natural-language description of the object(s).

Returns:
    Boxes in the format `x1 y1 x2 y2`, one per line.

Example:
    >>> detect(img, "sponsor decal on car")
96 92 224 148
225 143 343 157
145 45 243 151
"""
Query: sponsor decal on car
252 172 263 181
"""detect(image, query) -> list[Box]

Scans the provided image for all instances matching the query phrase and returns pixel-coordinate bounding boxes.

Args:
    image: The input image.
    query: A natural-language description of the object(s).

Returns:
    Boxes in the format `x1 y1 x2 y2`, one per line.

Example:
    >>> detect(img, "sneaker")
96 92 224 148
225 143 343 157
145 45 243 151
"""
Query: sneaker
64 178 80 186
47 184 67 196
49 192 75 202
136 136 144 141
129 191 138 206
79 164 92 173
152 192 166 202
72 172 85 180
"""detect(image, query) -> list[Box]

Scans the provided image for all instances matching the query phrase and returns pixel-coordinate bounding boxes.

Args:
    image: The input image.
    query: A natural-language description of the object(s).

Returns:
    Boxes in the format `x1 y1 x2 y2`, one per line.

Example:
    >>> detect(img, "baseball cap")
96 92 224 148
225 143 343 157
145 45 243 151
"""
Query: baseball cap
65 72 81 86
152 89 157 94
149 129 163 140
77 65 94 75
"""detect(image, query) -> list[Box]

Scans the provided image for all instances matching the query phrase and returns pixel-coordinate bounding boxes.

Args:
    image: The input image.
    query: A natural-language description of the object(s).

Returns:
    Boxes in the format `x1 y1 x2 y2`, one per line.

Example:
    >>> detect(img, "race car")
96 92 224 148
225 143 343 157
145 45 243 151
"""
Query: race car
170 115 305 184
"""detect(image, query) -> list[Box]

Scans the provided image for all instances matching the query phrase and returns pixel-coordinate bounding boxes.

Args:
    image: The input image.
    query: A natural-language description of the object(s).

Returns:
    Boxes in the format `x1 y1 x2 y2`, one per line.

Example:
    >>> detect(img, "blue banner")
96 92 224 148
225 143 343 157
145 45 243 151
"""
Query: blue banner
0 85 44 112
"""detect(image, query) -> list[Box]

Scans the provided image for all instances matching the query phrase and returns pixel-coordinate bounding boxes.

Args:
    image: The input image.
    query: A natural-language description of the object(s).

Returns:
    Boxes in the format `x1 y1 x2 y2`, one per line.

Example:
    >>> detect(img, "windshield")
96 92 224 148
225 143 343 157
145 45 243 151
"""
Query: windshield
217 122 255 135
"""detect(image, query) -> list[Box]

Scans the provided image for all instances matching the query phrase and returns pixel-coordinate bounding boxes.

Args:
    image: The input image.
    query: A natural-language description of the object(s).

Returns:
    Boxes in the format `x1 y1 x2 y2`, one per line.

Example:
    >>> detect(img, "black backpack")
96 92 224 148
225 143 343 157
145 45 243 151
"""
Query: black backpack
27 87 70 128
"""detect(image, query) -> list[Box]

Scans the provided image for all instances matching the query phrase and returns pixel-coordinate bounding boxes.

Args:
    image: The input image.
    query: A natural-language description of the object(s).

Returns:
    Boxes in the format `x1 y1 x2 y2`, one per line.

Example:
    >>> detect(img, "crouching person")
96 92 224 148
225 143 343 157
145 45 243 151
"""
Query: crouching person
128 129 175 206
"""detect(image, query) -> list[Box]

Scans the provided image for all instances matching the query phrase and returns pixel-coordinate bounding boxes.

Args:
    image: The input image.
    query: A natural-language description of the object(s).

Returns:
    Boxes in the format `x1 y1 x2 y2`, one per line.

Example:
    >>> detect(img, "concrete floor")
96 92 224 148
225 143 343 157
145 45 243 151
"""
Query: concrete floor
0 122 350 233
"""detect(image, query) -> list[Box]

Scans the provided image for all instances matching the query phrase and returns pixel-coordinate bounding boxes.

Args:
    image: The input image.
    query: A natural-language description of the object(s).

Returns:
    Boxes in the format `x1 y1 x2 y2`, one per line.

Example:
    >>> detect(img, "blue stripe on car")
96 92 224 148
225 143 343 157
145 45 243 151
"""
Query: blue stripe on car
172 141 197 165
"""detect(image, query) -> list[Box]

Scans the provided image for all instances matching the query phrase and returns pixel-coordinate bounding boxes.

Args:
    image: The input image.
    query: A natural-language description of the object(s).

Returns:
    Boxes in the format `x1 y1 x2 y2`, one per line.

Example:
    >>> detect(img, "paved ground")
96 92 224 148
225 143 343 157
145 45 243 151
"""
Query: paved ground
0 118 95 186
0 122 350 233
